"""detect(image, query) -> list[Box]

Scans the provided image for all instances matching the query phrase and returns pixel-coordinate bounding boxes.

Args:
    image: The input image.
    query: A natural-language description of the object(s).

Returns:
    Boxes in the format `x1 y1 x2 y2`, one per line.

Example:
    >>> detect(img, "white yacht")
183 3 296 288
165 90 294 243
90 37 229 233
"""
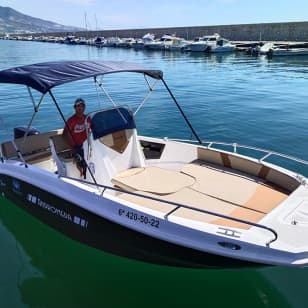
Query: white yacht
0 60 308 268
132 33 155 50
166 37 191 52
104 37 121 47
116 38 135 48
190 34 235 53
145 34 179 51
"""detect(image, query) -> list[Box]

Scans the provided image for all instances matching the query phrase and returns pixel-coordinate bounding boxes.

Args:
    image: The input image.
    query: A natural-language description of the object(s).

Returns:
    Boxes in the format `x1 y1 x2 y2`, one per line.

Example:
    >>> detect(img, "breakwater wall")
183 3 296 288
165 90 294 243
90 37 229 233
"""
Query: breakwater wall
20 21 308 41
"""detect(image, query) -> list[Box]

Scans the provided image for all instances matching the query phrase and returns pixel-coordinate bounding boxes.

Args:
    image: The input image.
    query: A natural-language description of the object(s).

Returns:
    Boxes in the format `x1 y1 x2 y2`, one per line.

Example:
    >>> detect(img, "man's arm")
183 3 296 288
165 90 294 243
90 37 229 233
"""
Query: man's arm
63 121 74 148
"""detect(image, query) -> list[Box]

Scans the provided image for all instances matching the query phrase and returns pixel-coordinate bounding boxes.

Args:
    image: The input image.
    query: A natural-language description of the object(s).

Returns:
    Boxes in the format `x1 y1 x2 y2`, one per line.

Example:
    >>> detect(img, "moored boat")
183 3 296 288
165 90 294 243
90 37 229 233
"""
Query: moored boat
190 33 235 53
0 60 308 268
267 47 308 57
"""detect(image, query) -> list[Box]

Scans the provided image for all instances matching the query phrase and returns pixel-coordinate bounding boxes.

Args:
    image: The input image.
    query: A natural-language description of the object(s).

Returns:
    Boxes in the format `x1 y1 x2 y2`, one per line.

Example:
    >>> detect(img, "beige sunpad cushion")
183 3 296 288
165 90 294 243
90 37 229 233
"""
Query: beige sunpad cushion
118 188 235 218
112 166 195 195
118 187 265 230
117 190 177 214
181 163 287 214
181 163 258 205
244 184 287 214
163 188 264 229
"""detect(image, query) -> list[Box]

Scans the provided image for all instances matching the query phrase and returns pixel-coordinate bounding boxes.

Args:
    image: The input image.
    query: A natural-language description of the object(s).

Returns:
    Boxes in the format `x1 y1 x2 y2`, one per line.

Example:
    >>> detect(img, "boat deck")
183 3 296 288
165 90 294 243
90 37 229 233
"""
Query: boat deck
113 160 288 229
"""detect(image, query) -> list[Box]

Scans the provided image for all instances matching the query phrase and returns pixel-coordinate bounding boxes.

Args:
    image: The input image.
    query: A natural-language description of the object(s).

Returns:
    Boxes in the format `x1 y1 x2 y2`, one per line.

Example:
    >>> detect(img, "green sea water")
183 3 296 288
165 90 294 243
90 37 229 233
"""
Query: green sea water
0 196 302 308
1 39 308 307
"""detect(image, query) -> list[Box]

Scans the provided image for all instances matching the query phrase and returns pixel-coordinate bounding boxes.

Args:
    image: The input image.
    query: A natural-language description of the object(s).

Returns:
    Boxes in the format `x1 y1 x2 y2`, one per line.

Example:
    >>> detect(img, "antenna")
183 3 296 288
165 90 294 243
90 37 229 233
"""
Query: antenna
84 12 88 37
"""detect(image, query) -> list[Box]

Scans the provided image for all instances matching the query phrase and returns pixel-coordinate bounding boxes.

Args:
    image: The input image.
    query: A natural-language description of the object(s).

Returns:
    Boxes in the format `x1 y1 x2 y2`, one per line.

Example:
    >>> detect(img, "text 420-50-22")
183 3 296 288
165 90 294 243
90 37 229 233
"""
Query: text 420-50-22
118 208 160 228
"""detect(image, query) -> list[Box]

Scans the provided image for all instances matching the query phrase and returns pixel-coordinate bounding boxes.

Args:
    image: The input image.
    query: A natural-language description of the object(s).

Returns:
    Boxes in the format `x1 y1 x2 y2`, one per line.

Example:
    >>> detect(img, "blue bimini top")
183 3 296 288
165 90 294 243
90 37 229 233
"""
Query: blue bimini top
0 60 163 94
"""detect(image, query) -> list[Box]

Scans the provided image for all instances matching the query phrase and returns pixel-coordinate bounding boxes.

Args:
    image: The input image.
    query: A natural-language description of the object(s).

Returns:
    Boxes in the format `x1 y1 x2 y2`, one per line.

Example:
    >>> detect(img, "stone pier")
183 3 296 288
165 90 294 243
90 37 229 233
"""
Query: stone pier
14 21 308 42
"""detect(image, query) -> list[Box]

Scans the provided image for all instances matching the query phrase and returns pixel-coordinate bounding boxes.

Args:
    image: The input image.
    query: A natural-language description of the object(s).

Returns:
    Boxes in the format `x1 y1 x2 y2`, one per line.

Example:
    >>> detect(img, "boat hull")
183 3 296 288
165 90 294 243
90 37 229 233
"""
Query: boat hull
0 171 259 269
190 44 209 52
268 48 308 56
0 161 305 268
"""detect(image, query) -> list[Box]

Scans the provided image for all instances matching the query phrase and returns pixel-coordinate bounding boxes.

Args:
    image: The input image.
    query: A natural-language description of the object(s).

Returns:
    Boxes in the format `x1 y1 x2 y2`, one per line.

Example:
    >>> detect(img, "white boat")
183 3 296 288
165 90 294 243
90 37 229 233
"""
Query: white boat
190 33 235 53
0 60 308 268
116 38 135 48
267 47 308 57
104 37 121 47
258 42 275 55
189 36 210 52
166 37 191 52
210 37 235 53
132 33 155 50
145 34 180 51
63 35 77 45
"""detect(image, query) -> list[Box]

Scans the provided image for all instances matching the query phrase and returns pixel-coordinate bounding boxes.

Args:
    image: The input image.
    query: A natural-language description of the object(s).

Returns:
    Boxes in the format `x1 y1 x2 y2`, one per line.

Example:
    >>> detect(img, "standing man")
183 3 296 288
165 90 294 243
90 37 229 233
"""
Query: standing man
63 98 91 177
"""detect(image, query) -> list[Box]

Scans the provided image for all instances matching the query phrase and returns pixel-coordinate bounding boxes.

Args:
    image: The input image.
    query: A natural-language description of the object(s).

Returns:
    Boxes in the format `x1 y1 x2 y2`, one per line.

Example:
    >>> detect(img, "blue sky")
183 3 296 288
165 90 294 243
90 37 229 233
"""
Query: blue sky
2 0 308 29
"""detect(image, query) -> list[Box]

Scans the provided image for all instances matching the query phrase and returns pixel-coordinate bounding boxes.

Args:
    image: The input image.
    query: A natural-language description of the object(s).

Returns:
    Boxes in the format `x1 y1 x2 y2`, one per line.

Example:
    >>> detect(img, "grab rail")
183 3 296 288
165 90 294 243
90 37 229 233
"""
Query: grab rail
61 176 278 247
170 138 308 166
169 138 308 180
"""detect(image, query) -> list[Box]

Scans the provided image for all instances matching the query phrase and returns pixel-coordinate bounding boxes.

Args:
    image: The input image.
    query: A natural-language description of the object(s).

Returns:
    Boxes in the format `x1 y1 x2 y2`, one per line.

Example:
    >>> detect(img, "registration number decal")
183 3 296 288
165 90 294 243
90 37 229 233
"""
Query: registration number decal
118 208 160 228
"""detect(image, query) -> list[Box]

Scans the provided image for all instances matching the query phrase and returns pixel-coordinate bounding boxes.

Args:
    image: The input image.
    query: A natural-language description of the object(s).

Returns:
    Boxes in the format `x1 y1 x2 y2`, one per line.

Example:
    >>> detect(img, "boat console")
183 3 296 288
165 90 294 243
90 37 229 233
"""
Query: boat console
84 106 145 185
49 106 145 183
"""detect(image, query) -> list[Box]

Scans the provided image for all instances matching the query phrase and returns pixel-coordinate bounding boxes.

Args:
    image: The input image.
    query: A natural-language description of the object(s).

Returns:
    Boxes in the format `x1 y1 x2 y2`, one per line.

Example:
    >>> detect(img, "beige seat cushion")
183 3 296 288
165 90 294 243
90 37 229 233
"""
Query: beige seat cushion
118 187 265 230
181 163 258 205
112 166 195 195
181 163 287 214
244 184 287 214
100 129 133 153
117 190 177 215
1 130 62 162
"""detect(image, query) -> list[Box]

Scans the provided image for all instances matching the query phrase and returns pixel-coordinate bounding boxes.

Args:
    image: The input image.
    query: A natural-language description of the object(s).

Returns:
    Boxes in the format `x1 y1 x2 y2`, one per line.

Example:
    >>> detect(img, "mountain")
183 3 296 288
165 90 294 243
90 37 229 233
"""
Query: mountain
0 6 84 33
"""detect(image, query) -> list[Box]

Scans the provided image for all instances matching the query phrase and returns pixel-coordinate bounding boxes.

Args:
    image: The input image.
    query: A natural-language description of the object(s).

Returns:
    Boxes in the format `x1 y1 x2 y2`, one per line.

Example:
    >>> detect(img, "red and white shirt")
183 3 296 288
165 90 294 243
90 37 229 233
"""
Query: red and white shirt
65 114 91 147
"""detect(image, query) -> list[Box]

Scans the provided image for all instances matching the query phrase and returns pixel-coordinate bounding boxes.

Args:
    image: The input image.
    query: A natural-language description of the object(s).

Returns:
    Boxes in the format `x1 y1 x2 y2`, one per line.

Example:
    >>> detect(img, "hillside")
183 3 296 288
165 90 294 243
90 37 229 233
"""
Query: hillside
0 6 83 33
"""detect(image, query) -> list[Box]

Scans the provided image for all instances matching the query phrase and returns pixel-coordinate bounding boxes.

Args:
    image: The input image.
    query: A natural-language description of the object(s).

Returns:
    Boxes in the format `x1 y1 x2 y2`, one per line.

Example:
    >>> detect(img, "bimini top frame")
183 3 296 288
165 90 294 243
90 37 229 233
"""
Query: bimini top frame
0 60 163 94
0 60 202 143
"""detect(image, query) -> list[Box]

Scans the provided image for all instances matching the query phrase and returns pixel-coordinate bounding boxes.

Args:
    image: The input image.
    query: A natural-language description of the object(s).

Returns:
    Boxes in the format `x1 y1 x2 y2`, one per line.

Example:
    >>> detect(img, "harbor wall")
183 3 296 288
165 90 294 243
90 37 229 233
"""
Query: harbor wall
18 21 308 41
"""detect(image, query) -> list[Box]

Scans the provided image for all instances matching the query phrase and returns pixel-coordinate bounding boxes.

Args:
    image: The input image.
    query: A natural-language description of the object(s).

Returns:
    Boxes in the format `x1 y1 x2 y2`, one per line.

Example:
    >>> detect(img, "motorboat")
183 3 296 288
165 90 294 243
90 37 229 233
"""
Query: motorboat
190 33 235 53
94 37 105 48
104 37 121 47
0 61 308 268
145 34 181 51
165 37 191 52
267 47 308 57
63 35 77 45
116 38 135 48
132 33 155 50
210 37 235 53
258 42 274 55
189 36 210 52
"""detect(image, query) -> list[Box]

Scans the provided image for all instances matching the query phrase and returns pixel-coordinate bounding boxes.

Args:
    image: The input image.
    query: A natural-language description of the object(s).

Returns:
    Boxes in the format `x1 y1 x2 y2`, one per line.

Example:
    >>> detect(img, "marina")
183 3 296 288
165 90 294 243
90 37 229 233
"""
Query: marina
0 38 308 306
3 32 308 57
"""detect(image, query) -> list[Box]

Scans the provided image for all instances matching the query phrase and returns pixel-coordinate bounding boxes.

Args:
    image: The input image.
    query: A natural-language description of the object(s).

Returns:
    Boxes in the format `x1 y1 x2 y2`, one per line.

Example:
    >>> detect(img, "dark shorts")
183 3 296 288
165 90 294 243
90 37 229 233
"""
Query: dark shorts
73 145 87 177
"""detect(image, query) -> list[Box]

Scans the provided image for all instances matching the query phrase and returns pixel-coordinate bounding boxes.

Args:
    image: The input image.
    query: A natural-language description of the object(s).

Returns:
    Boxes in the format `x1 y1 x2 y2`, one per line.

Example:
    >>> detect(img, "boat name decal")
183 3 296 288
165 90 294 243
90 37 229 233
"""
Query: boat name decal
118 208 160 228
26 193 88 228
216 227 241 238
